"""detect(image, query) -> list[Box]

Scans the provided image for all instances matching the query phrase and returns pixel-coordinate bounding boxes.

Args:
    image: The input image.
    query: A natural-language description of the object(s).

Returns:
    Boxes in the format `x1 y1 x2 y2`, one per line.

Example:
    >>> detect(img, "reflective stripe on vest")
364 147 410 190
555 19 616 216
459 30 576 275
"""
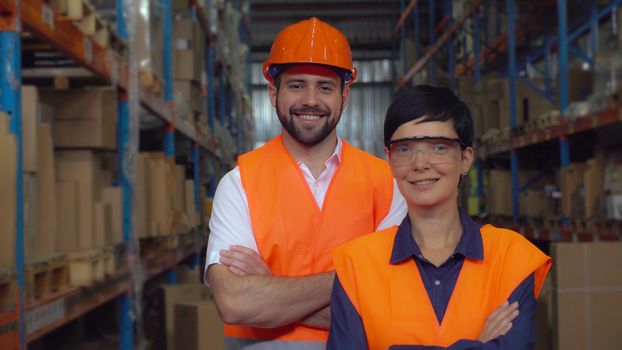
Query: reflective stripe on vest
227 135 395 344
334 224 552 349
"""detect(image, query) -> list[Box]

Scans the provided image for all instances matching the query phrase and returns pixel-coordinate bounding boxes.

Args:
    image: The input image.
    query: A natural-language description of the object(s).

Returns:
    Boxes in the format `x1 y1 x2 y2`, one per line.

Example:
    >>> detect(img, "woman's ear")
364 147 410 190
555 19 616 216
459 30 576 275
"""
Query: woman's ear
461 147 474 175
384 146 391 161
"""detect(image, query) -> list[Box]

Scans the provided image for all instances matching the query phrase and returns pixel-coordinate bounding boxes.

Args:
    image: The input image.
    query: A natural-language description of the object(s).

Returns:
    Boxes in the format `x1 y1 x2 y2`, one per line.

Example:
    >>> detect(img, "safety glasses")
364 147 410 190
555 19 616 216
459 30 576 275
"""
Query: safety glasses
387 136 465 167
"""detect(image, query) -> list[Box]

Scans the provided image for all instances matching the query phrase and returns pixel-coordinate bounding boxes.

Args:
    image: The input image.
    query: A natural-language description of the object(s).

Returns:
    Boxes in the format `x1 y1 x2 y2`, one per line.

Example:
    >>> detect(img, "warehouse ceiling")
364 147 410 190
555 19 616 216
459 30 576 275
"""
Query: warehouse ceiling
250 0 403 61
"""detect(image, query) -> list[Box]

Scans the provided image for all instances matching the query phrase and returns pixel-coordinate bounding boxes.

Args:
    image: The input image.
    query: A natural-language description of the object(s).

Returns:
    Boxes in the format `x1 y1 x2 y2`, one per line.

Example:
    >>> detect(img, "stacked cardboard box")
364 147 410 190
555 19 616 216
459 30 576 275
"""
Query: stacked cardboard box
39 88 117 149
487 169 556 216
161 283 219 350
551 242 622 349
21 86 58 258
56 151 118 251
0 112 17 268
173 18 205 126
605 160 622 219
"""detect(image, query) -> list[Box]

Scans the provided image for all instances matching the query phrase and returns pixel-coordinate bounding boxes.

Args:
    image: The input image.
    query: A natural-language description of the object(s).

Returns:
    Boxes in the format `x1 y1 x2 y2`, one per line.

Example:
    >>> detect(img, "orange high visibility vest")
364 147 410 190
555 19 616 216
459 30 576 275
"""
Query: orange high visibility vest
225 135 395 343
333 224 551 349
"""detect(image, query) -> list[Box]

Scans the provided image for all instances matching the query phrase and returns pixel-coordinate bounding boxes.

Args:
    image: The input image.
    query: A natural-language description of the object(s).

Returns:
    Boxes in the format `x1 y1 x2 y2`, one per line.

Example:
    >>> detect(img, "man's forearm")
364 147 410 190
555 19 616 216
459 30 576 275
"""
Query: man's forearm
209 264 334 328
299 305 331 329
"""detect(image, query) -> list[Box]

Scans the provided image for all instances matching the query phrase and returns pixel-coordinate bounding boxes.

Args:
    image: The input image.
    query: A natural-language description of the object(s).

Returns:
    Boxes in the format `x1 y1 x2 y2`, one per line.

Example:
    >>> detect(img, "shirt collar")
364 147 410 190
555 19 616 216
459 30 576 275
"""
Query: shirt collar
389 208 484 264
296 137 343 167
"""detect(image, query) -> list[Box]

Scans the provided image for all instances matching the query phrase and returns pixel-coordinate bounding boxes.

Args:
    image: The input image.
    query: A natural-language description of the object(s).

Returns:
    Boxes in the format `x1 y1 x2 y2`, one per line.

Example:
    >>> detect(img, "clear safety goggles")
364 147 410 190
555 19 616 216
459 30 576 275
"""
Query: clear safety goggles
387 136 465 167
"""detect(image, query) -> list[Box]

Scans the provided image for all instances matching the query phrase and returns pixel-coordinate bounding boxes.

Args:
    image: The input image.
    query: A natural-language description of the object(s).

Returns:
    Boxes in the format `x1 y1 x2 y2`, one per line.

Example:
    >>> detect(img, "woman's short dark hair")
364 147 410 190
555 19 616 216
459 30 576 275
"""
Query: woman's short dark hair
383 85 474 147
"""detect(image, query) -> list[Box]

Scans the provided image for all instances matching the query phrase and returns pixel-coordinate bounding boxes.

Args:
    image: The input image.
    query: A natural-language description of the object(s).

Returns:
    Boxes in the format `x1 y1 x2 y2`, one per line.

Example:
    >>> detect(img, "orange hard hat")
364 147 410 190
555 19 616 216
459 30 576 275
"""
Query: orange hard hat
263 17 358 86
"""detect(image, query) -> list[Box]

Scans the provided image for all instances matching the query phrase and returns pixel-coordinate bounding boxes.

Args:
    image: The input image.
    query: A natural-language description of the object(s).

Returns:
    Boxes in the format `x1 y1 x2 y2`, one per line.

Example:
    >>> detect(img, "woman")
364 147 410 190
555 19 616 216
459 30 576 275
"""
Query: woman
327 85 551 349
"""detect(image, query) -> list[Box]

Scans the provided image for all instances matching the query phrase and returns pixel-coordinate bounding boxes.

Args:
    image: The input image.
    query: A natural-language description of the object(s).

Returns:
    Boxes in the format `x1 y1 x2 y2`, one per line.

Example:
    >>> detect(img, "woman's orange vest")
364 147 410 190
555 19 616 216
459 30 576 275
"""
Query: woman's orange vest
225 136 395 342
333 224 551 349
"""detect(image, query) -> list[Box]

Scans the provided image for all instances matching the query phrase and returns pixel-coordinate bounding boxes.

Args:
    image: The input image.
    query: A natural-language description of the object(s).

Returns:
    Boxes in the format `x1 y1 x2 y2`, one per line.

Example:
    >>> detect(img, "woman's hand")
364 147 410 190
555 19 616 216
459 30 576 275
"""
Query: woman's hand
478 301 519 343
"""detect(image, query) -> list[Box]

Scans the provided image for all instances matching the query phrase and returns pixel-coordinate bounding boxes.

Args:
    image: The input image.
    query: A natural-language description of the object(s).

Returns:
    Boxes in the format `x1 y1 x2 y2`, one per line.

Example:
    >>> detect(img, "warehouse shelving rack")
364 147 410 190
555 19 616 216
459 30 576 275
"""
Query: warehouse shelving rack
396 0 622 239
0 0 242 348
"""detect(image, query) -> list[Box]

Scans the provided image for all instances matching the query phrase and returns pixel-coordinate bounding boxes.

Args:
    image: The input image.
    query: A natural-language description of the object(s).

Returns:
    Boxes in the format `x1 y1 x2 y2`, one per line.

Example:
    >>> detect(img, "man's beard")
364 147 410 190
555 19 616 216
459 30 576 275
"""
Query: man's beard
276 99 342 147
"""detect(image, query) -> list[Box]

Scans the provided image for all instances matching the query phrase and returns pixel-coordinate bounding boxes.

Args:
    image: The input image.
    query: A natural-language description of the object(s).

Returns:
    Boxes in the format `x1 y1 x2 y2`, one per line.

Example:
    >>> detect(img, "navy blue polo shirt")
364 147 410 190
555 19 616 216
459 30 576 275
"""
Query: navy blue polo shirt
327 210 537 350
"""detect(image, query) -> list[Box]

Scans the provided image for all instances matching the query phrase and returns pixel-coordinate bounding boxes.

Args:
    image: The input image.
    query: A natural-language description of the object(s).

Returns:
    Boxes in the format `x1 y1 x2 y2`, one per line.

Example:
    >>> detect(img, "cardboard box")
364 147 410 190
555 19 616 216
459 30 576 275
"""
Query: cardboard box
174 50 202 81
102 187 123 245
56 181 80 252
185 179 197 228
174 300 224 350
93 202 112 248
551 242 622 350
174 80 203 113
136 153 152 238
22 86 39 172
24 173 37 259
0 124 17 267
488 170 512 215
520 191 555 217
584 158 606 218
149 153 174 235
561 163 586 216
40 89 117 149
161 283 212 350
36 123 57 256
56 151 98 249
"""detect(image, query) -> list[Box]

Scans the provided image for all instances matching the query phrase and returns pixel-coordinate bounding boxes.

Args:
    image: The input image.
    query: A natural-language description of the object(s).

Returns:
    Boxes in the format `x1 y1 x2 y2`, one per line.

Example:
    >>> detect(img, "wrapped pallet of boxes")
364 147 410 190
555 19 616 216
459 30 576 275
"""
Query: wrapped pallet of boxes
173 19 204 82
551 242 622 349
0 113 17 267
39 89 117 149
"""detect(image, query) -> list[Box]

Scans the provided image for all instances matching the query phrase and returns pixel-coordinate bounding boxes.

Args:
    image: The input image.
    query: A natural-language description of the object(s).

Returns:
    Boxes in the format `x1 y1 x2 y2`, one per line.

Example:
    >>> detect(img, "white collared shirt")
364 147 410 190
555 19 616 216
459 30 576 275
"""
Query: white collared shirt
204 137 407 276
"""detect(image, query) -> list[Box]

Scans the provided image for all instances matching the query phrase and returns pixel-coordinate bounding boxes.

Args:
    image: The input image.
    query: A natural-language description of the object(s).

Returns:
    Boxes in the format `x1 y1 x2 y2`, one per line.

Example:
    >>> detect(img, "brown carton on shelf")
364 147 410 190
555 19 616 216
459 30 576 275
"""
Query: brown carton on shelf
40 89 117 149
56 181 80 253
101 187 122 245
551 242 622 350
561 163 586 217
136 153 152 238
0 117 17 267
584 158 606 219
149 153 174 235
93 202 111 248
174 300 224 350
36 122 57 256
22 86 39 172
56 151 98 249
185 179 197 228
161 283 212 350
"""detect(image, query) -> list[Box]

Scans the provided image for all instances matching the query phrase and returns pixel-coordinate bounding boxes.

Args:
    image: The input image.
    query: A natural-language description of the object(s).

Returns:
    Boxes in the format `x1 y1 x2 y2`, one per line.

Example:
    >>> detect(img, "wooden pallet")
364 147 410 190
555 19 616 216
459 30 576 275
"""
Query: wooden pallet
0 267 16 313
67 249 104 287
25 254 69 305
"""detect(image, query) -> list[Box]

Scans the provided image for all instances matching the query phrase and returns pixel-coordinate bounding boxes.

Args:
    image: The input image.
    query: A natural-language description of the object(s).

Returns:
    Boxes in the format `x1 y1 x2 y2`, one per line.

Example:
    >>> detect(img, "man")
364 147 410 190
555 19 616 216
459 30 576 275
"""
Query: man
206 17 406 349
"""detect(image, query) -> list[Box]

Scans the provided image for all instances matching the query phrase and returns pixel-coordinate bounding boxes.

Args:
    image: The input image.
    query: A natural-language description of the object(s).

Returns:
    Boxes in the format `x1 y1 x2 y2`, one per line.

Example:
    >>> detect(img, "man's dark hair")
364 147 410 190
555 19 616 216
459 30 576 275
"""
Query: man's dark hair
383 85 474 147
272 64 346 92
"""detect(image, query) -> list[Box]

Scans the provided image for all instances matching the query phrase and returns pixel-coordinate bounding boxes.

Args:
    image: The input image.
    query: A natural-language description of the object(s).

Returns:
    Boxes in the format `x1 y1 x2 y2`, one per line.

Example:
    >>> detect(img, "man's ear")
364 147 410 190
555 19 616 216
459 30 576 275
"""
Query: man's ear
341 85 351 113
268 83 277 108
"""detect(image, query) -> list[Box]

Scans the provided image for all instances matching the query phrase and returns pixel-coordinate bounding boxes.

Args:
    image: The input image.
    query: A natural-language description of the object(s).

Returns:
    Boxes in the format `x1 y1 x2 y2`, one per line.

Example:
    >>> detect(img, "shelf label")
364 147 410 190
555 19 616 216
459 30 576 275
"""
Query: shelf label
545 129 551 140
591 115 598 128
531 134 537 144
83 37 93 63
42 4 55 30
26 298 65 336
